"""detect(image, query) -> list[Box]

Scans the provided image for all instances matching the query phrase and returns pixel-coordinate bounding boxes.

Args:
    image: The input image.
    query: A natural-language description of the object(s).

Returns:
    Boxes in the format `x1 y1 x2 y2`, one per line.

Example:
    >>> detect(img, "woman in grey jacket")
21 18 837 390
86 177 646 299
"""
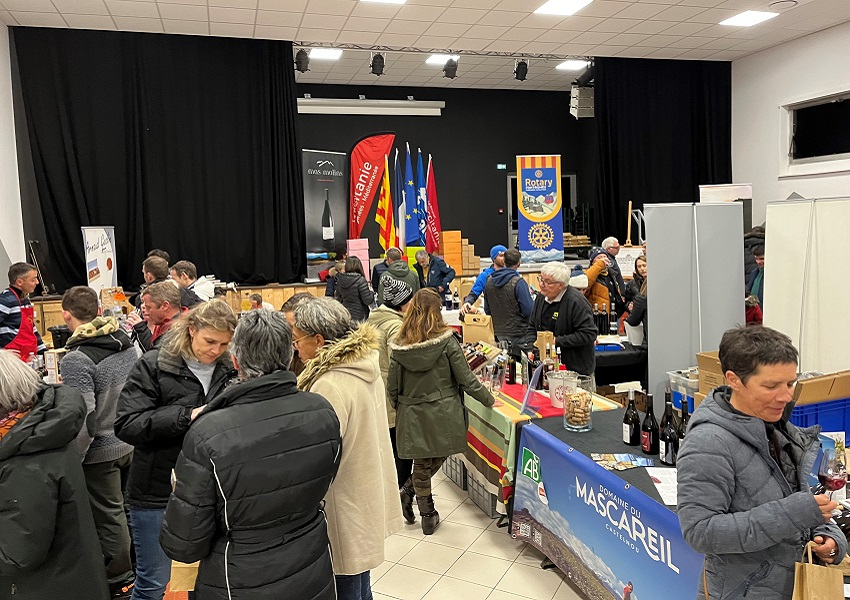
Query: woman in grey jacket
678 326 847 600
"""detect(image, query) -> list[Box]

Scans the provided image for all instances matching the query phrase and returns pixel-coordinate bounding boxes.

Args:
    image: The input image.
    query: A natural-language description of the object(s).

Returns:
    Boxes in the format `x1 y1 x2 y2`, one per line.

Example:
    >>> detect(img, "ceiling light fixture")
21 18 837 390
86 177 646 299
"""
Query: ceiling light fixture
719 10 779 26
534 0 594 16
443 58 458 79
294 49 310 73
426 53 460 66
370 52 385 76
309 48 343 60
556 59 589 71
514 59 528 81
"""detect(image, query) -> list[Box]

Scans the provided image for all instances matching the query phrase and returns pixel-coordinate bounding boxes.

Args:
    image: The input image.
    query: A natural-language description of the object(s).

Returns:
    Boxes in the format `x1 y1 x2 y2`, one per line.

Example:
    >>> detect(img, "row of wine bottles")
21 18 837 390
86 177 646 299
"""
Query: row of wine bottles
623 387 690 466
592 301 619 336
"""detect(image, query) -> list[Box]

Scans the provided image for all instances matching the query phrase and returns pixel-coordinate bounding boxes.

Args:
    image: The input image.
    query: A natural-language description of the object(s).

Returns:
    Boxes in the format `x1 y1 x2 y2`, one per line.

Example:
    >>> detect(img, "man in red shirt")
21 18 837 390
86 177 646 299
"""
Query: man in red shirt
623 581 634 600
127 281 182 351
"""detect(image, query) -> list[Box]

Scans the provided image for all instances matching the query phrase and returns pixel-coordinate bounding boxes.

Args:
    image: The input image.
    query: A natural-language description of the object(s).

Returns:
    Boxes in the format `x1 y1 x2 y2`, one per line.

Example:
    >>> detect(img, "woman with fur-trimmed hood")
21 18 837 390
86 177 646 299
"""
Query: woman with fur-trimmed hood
387 289 496 535
294 297 401 600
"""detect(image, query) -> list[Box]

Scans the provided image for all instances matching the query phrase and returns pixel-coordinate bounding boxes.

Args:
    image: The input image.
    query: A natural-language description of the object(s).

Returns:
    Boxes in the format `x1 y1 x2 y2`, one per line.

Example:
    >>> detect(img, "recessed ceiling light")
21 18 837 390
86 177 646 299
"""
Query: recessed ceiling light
361 0 405 3
534 0 594 16
309 48 343 60
556 59 589 71
719 10 779 26
426 54 460 65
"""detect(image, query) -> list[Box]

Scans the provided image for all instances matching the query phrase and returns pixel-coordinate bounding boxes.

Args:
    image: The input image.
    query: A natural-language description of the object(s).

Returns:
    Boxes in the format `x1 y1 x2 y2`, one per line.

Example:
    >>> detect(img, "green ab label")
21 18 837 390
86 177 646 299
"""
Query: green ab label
522 448 540 484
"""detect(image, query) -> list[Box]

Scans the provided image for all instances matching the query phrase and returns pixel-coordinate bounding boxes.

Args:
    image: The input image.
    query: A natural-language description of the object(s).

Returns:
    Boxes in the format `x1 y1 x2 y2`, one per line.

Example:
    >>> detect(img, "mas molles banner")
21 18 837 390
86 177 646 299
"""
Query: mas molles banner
512 424 703 600
349 132 395 239
516 155 564 261
303 149 347 254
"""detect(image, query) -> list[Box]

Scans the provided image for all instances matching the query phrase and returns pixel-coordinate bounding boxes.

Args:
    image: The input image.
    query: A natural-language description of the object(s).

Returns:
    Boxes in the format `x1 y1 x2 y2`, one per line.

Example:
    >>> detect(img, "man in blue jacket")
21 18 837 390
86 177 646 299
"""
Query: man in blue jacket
414 250 455 293
483 249 534 349
460 245 506 315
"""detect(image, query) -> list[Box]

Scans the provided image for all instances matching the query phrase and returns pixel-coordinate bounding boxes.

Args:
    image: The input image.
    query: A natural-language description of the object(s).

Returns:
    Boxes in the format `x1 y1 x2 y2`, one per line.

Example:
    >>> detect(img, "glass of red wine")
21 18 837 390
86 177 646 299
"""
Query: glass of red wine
818 448 847 517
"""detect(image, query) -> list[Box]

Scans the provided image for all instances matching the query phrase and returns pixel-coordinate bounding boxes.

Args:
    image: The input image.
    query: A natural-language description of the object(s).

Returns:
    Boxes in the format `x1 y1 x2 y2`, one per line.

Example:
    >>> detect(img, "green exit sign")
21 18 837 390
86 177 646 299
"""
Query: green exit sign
497 163 507 170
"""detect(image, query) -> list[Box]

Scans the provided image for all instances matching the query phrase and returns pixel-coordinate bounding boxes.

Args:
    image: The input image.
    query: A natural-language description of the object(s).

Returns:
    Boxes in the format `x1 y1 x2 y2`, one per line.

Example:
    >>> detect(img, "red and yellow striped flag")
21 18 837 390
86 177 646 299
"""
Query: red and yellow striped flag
375 154 398 252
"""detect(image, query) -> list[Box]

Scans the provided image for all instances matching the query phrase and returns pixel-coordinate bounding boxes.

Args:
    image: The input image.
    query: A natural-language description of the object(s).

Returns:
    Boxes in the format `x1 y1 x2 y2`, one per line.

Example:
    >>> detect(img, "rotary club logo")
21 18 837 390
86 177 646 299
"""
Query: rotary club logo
528 223 554 249
534 169 543 178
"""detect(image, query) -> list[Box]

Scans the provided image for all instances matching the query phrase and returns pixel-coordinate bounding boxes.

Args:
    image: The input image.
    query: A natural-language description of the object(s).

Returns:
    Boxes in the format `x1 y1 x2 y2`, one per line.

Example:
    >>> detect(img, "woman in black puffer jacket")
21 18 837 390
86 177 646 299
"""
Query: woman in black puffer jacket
334 256 374 322
115 301 237 600
160 309 342 600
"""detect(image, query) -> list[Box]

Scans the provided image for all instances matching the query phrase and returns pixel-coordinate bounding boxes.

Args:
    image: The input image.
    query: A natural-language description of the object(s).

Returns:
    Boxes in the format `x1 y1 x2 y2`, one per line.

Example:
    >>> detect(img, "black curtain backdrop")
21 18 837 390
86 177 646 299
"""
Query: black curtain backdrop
12 27 305 291
594 57 731 243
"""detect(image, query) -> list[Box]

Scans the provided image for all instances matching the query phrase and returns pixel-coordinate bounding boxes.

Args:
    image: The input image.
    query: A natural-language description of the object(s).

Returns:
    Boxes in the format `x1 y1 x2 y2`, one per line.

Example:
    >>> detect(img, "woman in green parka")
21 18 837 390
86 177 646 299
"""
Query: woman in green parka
387 288 495 534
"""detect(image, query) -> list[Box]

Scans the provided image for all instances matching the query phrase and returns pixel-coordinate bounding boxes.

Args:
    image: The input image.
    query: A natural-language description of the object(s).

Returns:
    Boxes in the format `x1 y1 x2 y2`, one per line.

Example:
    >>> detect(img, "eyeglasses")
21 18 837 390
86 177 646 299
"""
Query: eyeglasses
537 276 562 287
292 333 313 347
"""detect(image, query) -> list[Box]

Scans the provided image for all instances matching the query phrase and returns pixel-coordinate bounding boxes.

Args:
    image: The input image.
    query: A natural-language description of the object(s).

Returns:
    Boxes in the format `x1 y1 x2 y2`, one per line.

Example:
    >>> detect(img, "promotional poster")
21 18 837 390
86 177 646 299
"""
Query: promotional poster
302 149 347 254
516 155 564 262
512 424 703 600
349 133 395 240
81 226 117 296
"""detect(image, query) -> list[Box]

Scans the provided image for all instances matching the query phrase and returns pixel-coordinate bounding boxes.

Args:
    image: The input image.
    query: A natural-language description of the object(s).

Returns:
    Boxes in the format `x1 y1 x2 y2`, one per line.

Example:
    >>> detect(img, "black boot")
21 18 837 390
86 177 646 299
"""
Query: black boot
417 495 440 535
400 478 416 524
109 574 135 600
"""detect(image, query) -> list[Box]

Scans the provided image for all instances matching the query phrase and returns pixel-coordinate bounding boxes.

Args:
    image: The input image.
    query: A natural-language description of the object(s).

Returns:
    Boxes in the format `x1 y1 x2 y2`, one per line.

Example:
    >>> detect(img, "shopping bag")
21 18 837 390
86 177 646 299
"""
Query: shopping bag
792 542 843 600
462 314 495 344
169 561 199 592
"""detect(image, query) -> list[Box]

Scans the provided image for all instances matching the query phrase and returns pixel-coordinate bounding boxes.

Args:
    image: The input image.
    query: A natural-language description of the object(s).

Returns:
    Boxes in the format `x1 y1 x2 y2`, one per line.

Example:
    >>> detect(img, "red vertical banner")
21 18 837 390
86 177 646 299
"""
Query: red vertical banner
425 154 442 254
349 133 396 239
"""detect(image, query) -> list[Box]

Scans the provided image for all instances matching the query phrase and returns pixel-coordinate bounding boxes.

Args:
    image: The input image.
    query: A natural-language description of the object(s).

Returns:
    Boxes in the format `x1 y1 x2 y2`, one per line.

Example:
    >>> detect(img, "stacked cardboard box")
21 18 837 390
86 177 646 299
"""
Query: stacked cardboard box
439 231 479 274
346 238 371 282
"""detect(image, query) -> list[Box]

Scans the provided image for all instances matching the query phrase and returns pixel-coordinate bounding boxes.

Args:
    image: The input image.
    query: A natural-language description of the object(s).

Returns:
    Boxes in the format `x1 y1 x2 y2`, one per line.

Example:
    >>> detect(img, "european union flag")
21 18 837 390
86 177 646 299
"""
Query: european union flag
404 144 419 246
415 149 428 246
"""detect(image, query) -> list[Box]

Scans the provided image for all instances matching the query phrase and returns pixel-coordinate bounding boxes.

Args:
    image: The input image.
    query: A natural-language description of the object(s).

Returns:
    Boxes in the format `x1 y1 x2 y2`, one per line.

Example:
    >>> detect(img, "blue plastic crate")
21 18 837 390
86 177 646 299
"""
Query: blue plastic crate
671 390 696 413
790 397 850 436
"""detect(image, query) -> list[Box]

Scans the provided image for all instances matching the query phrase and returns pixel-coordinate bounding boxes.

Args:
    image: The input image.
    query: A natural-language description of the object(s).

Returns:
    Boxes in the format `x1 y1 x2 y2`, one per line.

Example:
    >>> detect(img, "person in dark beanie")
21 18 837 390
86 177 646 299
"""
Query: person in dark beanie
60 286 138 598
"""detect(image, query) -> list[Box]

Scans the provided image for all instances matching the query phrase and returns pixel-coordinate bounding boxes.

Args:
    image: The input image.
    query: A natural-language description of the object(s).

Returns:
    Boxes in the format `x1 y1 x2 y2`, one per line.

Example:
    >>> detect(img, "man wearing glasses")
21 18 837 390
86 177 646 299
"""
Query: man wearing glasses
523 262 597 377
601 237 626 295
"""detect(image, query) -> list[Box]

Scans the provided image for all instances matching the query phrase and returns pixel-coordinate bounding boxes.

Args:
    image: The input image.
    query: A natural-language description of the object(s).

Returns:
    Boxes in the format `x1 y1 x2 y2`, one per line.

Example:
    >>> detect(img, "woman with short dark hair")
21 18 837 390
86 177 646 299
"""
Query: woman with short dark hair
334 256 373 322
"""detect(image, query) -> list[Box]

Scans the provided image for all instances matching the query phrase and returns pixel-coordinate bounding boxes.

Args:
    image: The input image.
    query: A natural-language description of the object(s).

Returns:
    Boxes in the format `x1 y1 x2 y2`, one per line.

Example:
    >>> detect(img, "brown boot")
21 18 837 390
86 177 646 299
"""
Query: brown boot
400 478 416 524
417 495 440 535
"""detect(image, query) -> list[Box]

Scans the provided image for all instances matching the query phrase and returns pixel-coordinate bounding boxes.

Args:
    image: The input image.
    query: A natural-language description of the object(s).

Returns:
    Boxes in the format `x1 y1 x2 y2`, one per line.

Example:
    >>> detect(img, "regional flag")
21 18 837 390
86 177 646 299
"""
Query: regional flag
394 148 405 251
375 155 398 252
403 144 419 246
425 154 443 254
415 149 428 247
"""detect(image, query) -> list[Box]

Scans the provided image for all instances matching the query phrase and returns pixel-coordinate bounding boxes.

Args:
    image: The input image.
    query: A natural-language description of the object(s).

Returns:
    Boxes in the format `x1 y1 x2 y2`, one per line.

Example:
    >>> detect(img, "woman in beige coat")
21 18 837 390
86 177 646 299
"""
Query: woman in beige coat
294 297 401 600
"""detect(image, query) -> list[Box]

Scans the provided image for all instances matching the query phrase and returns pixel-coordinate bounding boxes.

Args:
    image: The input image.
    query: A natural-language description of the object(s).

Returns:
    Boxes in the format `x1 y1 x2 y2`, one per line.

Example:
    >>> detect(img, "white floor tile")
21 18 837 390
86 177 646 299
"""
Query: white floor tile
495 562 563 600
487 591 541 600
445 499 499 529
385 534 421 562
553 579 588 600
372 564 442 600
433 469 448 483
445 551 513 587
432 479 470 503
398 539 465 575
373 593 401 600
395 499 463 540
468 529 527 561
514 544 548 568
487 516 509 531
425 520 486 551
371 560 395 584
422 576 492 600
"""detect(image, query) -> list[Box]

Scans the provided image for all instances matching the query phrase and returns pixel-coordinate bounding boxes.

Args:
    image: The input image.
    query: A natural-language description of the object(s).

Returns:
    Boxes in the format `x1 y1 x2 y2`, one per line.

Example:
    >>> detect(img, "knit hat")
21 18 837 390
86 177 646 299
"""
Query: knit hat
569 265 589 289
490 245 507 262
383 277 414 309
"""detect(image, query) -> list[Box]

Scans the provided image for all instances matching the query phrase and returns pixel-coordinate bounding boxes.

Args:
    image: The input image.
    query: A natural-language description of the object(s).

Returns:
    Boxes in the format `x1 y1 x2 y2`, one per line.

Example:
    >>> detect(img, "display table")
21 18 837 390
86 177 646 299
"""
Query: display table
510 410 703 600
595 342 647 386
462 383 619 515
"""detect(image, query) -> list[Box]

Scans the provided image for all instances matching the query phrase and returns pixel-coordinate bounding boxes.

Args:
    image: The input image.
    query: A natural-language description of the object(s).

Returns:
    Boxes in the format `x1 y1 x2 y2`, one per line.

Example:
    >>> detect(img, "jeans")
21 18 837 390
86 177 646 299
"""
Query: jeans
336 571 372 600
129 507 171 600
83 453 134 583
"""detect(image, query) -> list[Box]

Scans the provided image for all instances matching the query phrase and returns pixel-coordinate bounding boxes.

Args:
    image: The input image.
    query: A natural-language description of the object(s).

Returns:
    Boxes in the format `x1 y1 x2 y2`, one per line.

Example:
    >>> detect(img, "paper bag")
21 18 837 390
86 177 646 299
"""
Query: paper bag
169 561 200 592
462 314 495 344
792 543 843 600
536 331 556 358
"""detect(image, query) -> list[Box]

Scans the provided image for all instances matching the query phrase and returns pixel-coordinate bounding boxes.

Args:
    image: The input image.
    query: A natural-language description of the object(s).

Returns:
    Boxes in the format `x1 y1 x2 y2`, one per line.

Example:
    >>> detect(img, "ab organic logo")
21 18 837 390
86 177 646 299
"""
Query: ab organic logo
522 448 548 505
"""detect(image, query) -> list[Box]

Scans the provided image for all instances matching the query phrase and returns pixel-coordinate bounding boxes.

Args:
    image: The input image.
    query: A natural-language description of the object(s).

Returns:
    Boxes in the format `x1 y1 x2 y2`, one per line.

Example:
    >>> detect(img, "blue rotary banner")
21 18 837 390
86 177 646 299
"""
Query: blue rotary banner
516 155 564 261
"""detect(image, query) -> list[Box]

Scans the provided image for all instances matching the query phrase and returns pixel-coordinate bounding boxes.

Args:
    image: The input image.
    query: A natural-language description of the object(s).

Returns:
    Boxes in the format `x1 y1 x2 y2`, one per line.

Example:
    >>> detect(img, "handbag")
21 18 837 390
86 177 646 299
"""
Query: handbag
792 542 844 600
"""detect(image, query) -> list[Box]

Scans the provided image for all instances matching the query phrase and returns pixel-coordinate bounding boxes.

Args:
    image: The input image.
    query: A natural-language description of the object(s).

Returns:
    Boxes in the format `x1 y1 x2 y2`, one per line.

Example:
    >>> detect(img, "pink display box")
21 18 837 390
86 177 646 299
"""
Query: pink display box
346 238 369 251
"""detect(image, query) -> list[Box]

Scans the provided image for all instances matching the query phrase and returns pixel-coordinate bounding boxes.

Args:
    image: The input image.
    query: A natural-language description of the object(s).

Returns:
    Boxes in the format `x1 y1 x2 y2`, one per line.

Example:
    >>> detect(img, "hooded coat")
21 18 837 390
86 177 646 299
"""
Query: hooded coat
0 385 110 600
585 255 623 314
160 371 342 600
297 325 402 576
334 272 373 322
377 260 420 306
678 387 848 600
388 330 495 459
366 304 404 428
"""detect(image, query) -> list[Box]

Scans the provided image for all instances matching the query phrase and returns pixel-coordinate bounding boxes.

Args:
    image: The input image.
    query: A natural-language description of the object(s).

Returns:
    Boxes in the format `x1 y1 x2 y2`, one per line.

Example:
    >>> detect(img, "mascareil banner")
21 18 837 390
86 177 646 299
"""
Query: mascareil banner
516 155 564 257
81 226 117 297
349 133 395 239
302 149 347 254
512 425 703 600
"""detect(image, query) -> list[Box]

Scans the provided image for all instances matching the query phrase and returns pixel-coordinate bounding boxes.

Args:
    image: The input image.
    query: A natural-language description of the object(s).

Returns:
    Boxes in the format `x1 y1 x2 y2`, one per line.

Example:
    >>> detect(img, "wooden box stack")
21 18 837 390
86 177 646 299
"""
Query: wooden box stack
346 238 371 282
439 231 479 274
564 233 591 248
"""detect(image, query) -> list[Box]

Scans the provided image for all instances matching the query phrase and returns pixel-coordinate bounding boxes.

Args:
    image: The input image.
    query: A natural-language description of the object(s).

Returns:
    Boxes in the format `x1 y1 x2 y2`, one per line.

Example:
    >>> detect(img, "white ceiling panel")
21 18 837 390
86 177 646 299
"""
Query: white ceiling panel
107 1 160 18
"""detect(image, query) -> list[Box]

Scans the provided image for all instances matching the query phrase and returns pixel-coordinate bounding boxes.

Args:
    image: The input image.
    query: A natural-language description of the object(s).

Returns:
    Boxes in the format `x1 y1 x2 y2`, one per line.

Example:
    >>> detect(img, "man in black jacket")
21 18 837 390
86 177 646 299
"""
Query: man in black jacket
414 250 455 293
523 262 597 376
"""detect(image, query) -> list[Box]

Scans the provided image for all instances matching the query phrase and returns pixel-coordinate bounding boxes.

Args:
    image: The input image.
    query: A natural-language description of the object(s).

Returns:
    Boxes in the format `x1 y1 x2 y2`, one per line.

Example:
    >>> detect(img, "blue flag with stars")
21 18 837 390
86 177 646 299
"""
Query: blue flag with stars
404 145 419 246
415 149 428 246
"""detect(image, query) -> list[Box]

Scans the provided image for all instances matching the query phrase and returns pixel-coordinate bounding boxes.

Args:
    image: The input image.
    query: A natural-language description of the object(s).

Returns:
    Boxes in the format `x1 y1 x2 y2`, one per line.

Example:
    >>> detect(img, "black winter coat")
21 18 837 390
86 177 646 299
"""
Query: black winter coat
0 385 109 600
115 348 236 507
335 272 373 322
523 287 597 376
160 370 342 600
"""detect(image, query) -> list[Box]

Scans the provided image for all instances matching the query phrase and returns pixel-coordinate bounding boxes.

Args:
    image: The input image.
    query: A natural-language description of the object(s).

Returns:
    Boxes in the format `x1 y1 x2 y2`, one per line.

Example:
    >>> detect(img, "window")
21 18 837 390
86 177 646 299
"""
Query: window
790 93 850 161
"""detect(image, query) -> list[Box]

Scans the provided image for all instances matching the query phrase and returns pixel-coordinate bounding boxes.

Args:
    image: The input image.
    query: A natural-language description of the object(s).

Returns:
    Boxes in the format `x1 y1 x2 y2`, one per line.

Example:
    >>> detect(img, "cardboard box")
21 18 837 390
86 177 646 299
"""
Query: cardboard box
441 231 462 244
461 238 468 246
696 351 726 394
462 314 495 344
598 385 649 413
793 370 850 407
48 348 68 384
694 391 707 410
346 238 369 251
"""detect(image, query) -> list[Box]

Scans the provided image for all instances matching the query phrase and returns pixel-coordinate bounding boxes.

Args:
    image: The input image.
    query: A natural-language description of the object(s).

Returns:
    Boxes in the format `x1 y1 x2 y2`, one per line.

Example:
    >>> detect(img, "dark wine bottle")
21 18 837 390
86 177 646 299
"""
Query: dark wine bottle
659 387 670 431
321 189 335 249
622 388 641 446
659 396 678 466
641 394 659 455
678 396 690 439
507 357 517 385
592 303 600 334
453 291 460 310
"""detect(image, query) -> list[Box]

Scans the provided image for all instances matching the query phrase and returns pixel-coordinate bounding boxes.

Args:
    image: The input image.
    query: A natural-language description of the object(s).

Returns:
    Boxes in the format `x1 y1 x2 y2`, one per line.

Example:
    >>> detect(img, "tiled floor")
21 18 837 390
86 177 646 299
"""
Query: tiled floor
371 469 588 600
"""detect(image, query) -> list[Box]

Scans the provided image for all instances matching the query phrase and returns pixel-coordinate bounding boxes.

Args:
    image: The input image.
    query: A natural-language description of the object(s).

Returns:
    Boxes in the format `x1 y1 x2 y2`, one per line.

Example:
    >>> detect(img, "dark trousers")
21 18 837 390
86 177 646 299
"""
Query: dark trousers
83 452 134 583
412 457 447 497
388 427 414 488
335 571 372 600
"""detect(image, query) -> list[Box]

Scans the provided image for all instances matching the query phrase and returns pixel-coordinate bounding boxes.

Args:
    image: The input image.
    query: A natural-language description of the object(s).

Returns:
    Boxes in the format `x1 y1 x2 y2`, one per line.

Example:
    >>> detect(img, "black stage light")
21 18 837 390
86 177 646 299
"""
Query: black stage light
295 49 310 73
370 53 385 76
443 58 458 79
514 59 528 81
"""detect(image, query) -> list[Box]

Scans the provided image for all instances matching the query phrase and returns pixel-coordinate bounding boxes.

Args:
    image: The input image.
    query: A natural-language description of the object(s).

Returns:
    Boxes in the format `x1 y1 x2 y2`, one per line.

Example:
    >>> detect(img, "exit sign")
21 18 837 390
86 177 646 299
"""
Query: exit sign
497 163 507 170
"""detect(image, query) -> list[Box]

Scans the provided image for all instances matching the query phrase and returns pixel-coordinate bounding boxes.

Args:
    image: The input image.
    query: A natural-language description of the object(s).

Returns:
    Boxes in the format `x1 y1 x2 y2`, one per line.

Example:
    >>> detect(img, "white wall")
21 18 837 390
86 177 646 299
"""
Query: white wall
732 21 850 224
0 23 24 268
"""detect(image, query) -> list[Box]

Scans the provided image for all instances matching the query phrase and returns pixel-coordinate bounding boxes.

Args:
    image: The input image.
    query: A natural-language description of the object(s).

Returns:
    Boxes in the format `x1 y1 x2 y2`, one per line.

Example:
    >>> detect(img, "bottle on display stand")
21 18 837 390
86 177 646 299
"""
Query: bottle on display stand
452 290 460 310
507 356 517 385
555 345 562 368
622 388 641 446
641 394 659 455
601 303 608 335
321 188 335 251
521 352 530 388
659 393 679 466
659 386 671 431
444 289 453 310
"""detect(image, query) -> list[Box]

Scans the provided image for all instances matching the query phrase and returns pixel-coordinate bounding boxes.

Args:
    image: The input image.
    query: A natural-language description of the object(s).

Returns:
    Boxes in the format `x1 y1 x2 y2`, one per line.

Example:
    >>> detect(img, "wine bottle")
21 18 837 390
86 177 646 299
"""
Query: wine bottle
659 395 679 466
321 189 335 249
601 303 608 334
641 394 659 455
678 396 690 439
622 388 641 446
444 289 453 310
507 357 517 385
659 387 672 431
453 290 460 310
593 303 600 334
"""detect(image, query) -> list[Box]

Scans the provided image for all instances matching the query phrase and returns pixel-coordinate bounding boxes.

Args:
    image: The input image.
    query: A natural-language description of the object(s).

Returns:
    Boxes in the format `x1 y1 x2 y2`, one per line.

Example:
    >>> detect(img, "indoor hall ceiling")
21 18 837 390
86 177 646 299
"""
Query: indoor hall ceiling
1 0 849 91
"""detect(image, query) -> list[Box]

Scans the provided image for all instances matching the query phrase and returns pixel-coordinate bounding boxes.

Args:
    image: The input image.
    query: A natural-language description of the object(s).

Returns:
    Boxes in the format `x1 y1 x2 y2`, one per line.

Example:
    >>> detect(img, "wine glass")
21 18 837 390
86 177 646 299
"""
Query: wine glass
818 448 847 518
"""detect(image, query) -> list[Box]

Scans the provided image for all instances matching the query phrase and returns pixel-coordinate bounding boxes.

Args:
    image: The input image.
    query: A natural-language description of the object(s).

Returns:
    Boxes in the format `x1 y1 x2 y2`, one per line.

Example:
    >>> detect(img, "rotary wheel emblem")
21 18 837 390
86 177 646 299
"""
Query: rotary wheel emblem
528 223 554 249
